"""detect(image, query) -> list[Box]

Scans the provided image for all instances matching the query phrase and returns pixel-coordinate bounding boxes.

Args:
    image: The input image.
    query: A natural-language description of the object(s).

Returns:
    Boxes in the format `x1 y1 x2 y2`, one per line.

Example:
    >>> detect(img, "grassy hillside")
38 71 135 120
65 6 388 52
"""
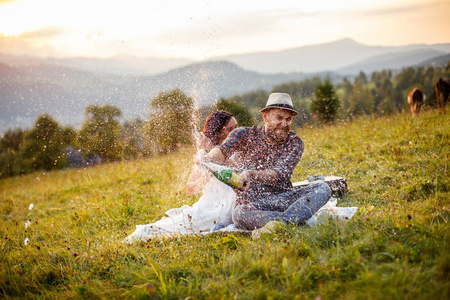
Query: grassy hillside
1 110 449 299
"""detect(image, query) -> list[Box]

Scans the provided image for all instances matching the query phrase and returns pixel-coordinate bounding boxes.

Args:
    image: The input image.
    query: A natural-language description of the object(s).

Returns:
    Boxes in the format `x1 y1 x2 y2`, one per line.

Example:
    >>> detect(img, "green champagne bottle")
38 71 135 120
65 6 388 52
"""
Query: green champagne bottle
201 161 242 189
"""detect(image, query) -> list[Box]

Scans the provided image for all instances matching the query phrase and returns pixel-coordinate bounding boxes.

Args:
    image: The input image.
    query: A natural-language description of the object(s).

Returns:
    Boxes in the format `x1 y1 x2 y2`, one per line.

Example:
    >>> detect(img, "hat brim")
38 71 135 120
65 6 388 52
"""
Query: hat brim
260 106 299 116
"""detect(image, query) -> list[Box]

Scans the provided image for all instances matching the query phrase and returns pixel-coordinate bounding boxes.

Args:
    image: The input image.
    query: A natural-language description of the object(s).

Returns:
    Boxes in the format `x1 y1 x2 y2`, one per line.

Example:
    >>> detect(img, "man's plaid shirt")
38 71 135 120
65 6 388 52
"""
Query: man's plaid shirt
218 126 304 206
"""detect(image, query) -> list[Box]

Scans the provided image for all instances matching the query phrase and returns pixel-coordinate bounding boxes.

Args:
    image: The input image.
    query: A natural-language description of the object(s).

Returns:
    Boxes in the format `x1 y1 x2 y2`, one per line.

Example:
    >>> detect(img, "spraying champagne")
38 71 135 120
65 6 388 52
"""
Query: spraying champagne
200 161 246 189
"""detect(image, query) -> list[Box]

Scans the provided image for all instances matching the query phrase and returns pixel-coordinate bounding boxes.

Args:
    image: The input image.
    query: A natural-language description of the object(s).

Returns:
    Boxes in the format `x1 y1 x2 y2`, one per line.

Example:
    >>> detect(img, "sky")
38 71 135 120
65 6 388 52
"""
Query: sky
0 0 449 60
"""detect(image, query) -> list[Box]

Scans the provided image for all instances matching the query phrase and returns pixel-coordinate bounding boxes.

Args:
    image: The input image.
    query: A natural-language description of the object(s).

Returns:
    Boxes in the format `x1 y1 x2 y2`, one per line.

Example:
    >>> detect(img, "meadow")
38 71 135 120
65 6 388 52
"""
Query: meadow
0 110 449 299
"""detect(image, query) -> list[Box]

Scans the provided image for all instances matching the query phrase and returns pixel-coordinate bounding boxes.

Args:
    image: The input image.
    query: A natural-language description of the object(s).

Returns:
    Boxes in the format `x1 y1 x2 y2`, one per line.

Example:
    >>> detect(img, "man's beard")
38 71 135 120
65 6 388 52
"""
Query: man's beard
265 127 290 144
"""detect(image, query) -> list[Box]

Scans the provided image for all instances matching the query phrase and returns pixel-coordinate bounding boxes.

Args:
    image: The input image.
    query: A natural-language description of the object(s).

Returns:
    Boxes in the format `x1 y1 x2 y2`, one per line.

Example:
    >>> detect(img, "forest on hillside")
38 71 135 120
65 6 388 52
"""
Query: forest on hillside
0 63 449 179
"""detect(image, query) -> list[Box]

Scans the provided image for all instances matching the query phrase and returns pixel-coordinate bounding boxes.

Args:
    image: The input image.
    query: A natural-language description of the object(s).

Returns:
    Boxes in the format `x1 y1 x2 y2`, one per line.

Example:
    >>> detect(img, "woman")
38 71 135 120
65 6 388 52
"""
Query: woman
187 111 237 195
125 111 238 242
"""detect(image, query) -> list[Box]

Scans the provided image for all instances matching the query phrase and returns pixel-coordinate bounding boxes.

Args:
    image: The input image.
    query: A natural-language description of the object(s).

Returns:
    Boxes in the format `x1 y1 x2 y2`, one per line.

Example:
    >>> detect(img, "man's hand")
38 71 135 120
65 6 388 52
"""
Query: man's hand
238 169 280 192
239 170 254 192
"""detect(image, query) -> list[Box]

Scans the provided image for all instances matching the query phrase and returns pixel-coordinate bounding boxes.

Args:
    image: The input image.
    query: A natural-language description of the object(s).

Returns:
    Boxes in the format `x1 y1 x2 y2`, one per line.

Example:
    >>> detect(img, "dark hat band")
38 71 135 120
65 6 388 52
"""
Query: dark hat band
265 103 294 110
260 103 298 115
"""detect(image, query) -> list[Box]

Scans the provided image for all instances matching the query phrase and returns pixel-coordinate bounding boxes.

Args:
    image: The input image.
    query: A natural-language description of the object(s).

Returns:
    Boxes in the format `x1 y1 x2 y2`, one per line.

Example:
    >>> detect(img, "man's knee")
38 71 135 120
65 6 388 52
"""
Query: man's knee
232 205 254 230
319 181 331 194
316 181 332 202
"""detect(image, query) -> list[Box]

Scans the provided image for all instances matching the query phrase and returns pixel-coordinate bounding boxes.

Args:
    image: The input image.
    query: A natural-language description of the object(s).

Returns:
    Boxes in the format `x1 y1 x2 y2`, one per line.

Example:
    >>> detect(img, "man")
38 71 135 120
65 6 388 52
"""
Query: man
201 93 331 230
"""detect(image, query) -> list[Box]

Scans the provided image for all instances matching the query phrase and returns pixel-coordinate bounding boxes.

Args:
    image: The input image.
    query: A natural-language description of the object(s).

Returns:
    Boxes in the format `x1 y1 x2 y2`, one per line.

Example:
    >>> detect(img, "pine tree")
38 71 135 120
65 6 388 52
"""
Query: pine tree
310 79 340 124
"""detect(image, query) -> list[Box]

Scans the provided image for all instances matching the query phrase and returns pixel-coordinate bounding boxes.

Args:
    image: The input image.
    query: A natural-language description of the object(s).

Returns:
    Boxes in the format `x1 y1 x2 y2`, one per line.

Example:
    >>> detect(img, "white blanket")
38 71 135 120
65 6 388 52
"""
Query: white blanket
124 179 358 243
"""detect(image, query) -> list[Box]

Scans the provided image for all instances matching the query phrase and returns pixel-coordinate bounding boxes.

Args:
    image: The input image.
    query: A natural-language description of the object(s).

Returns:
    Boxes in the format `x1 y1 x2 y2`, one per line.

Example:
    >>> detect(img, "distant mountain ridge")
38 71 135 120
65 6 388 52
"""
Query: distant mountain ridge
44 55 196 76
214 38 384 73
417 53 450 67
1 38 449 76
211 38 450 74
0 53 195 76
336 48 446 75
1 38 449 135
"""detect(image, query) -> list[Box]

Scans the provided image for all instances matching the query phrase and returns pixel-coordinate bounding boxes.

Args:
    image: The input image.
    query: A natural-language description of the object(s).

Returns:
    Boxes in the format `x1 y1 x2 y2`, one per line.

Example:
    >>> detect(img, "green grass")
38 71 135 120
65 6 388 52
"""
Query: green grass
1 110 449 299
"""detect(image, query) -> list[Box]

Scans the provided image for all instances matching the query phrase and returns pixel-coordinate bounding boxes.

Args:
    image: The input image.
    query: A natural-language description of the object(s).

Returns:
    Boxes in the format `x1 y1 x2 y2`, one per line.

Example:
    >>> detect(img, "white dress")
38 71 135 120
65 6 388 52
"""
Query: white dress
124 174 236 243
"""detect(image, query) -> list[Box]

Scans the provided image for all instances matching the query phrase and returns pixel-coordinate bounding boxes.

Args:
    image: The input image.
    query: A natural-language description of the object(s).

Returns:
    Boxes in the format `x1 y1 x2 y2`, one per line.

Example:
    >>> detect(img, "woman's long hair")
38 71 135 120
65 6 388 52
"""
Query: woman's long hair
202 111 234 146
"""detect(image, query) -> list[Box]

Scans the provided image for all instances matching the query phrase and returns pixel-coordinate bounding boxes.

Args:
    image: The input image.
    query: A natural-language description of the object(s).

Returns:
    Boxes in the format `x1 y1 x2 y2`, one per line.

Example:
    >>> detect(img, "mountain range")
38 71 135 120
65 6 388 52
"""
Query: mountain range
0 60 325 133
3 38 449 76
216 38 450 74
0 38 449 134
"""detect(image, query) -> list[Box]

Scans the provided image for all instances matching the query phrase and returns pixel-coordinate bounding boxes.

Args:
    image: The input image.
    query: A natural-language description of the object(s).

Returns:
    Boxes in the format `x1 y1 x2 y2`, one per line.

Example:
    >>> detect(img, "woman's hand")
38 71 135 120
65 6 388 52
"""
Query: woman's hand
196 132 214 152
194 149 207 165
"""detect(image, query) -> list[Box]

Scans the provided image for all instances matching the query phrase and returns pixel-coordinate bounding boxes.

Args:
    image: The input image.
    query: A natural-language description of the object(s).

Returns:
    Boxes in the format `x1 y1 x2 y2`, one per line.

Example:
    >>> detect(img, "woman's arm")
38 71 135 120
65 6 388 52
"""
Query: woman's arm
196 132 214 152
204 147 226 164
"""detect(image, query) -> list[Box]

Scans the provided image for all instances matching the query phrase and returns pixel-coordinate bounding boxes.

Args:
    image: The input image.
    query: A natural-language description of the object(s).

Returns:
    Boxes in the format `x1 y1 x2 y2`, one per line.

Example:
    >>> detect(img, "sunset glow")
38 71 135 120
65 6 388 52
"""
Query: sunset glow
0 0 449 59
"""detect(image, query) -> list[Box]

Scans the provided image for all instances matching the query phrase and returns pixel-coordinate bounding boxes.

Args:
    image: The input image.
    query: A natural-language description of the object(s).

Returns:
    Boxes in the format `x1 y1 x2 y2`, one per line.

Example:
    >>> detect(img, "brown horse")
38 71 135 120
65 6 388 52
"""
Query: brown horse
435 78 450 113
407 88 425 117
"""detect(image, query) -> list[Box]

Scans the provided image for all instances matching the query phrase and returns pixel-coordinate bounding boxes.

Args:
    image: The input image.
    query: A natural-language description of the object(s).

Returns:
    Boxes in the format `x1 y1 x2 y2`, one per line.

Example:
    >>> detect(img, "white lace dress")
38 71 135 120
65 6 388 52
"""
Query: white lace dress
125 175 236 243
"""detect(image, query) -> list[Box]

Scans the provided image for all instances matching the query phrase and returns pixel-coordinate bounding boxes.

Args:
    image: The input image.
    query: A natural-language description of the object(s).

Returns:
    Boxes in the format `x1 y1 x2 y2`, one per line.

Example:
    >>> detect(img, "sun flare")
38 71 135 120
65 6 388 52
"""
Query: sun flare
0 0 48 35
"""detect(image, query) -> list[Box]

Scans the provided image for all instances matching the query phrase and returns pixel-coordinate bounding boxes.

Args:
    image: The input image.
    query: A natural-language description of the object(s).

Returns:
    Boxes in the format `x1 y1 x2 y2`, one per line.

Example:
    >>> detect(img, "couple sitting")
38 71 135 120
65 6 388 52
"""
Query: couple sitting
125 93 331 242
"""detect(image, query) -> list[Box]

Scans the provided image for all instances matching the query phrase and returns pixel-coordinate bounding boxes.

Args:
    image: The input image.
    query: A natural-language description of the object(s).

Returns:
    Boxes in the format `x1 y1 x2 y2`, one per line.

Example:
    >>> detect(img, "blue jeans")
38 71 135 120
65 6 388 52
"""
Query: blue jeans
232 182 331 230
